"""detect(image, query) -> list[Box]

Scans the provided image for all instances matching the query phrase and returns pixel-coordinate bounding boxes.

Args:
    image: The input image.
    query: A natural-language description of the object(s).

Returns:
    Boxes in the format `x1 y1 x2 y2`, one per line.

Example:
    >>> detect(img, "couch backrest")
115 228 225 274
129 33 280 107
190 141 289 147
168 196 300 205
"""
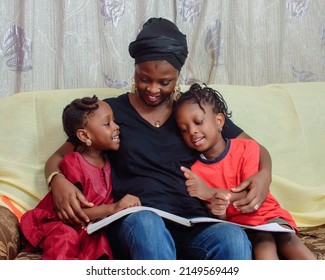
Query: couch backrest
0 83 324 226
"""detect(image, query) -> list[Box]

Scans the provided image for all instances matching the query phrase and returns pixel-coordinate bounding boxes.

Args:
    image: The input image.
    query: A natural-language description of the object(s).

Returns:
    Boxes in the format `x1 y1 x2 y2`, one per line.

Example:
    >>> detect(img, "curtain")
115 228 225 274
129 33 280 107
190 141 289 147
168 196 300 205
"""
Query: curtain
0 0 324 98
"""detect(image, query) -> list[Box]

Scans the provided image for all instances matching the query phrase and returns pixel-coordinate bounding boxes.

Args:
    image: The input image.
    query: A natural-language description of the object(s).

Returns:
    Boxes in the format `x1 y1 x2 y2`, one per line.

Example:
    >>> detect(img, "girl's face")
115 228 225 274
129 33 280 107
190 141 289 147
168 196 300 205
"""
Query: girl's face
175 101 225 160
83 101 120 151
134 60 179 106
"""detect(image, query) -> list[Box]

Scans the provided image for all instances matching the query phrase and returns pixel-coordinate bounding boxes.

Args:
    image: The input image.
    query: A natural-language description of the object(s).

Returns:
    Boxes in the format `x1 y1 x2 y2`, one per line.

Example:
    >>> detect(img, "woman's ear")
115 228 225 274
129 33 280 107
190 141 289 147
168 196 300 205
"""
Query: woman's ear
76 129 89 144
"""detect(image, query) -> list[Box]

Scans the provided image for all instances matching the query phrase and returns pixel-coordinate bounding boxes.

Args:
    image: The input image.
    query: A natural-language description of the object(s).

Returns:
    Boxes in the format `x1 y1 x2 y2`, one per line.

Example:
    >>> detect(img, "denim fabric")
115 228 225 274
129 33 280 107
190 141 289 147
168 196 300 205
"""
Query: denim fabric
107 210 252 260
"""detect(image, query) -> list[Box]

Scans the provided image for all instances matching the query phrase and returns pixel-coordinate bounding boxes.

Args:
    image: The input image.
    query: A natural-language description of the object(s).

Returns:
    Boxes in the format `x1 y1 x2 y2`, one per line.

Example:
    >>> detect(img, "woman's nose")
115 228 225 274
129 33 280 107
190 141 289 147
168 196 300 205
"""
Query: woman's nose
147 83 161 94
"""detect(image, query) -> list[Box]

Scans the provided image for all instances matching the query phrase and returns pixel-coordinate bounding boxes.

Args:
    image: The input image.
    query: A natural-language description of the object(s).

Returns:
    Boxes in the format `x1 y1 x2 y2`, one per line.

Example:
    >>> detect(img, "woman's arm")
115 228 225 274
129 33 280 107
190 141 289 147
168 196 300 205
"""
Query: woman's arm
45 142 93 225
231 132 272 213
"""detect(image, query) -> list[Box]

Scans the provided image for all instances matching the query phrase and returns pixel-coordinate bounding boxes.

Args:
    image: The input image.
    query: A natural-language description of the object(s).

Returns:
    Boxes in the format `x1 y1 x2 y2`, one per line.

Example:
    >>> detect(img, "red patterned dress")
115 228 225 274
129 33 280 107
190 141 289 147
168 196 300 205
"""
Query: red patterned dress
20 152 113 259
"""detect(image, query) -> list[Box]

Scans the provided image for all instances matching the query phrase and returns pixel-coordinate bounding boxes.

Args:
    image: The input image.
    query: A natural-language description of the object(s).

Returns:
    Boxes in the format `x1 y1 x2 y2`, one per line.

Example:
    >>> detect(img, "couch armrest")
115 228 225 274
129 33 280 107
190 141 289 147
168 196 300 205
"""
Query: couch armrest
0 206 20 259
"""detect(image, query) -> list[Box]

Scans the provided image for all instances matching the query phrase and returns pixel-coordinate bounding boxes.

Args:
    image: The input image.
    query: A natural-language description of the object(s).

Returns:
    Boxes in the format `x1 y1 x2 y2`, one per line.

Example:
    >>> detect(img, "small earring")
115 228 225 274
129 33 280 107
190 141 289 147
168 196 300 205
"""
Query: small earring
173 81 181 101
86 139 92 147
130 78 136 94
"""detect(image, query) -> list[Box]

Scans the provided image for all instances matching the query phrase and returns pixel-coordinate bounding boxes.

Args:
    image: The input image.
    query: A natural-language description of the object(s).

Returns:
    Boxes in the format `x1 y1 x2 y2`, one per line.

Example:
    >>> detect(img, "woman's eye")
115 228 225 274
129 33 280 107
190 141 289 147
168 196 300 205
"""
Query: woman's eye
140 78 149 83
160 81 171 86
195 119 204 125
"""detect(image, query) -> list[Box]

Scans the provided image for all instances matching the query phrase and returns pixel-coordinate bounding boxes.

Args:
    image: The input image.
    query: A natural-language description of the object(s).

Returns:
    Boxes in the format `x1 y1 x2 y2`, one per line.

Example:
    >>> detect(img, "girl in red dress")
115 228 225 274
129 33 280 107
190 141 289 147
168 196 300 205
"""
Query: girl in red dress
20 96 140 259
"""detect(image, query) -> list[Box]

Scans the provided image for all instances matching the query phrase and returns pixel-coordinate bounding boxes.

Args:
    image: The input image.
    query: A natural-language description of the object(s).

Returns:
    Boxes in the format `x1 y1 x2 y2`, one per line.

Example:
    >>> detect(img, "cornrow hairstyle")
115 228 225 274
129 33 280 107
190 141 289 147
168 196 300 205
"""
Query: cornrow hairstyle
62 95 99 146
174 83 232 121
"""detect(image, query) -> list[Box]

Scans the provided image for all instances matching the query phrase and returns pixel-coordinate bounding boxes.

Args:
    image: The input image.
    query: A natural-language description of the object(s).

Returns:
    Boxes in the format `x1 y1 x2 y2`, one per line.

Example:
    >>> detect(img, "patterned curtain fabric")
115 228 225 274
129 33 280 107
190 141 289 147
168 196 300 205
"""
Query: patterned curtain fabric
0 0 324 97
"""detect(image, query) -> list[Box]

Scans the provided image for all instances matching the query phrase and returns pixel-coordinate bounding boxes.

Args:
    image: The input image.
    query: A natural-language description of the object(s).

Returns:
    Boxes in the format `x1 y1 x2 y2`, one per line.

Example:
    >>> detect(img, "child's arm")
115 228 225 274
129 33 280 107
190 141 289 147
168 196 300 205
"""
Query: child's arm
180 166 247 201
180 166 216 200
180 165 248 219
82 194 141 222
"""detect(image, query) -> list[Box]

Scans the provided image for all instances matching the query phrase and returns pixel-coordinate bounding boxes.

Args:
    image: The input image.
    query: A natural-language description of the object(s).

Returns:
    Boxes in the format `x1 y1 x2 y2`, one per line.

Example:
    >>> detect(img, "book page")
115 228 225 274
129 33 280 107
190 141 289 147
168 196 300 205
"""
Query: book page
87 206 191 234
87 206 295 234
189 217 294 233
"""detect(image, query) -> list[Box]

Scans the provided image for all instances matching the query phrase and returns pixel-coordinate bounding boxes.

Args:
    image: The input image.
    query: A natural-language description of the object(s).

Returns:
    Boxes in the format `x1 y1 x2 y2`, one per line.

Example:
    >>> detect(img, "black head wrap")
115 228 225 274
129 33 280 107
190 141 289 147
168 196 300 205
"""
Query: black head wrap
129 17 188 71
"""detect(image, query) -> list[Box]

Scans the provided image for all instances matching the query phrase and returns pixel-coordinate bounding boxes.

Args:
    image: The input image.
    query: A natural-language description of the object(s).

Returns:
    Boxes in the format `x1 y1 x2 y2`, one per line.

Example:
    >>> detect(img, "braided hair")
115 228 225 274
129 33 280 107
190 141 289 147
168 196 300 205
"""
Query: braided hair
62 95 99 146
174 83 232 121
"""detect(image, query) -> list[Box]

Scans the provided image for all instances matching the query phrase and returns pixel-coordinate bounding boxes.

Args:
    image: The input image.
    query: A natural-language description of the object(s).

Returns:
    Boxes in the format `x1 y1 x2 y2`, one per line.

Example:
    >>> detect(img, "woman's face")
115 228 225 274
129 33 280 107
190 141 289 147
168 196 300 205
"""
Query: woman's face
134 60 179 106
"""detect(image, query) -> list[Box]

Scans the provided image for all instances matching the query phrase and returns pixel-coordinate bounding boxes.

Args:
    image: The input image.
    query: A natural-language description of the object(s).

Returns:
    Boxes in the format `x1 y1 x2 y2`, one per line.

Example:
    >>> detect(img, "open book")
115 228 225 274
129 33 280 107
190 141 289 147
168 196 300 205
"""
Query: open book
87 206 294 234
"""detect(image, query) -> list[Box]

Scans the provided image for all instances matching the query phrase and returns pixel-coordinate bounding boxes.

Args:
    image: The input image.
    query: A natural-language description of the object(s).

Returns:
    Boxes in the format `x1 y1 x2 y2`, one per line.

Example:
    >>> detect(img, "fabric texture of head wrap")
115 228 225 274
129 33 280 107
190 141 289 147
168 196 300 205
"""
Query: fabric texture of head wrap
129 17 188 71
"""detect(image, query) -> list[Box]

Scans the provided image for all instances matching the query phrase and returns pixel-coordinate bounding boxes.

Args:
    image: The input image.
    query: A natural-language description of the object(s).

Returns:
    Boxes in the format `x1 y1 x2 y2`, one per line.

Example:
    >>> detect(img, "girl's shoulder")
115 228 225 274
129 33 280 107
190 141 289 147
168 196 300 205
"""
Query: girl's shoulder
62 151 81 162
229 138 260 153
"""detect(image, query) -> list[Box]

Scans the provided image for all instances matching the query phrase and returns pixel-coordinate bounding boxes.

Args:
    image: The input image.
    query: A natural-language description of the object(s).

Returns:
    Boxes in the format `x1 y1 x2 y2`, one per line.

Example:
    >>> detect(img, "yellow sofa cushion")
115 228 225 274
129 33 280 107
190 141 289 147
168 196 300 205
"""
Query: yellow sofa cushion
0 83 324 227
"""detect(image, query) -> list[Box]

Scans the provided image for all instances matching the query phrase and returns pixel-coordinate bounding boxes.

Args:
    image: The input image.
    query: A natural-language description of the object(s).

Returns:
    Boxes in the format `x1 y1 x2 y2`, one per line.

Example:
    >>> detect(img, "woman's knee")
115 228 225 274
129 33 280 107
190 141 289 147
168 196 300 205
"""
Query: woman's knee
119 210 172 243
121 210 165 232
118 210 176 259
189 223 252 260
216 224 250 243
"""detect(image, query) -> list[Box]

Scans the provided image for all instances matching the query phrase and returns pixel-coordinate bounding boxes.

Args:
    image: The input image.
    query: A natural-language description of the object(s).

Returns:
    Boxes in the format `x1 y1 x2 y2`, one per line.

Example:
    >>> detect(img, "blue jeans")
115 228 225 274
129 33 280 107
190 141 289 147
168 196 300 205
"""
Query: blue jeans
106 210 252 260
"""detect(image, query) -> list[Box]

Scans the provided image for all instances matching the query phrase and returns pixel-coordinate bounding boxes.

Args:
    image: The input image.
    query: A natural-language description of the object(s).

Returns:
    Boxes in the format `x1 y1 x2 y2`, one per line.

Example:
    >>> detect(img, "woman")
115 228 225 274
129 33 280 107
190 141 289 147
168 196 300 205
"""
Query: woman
46 17 271 259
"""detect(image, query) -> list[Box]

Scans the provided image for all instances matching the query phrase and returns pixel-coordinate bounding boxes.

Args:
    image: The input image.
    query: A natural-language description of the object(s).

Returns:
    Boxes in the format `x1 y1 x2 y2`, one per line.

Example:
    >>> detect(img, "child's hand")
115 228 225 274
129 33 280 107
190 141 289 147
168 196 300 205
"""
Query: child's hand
208 191 231 217
114 194 141 213
180 166 215 200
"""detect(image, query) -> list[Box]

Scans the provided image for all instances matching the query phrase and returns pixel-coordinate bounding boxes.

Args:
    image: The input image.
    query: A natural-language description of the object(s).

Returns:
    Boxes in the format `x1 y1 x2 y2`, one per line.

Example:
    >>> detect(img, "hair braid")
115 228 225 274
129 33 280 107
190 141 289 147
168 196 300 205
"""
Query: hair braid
62 95 99 146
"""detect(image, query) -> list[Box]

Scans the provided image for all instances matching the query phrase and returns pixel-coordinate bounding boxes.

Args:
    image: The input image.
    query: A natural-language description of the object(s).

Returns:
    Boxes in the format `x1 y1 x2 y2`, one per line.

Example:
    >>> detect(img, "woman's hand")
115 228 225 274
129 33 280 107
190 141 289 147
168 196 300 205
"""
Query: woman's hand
45 142 93 225
231 169 270 213
51 174 94 225
233 133 272 213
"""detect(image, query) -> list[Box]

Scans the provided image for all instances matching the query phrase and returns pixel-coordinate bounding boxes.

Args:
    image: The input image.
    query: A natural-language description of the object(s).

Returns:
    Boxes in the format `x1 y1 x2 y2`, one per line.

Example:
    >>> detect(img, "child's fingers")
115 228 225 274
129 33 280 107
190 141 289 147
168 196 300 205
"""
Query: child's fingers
213 192 231 201
180 166 195 179
180 166 191 172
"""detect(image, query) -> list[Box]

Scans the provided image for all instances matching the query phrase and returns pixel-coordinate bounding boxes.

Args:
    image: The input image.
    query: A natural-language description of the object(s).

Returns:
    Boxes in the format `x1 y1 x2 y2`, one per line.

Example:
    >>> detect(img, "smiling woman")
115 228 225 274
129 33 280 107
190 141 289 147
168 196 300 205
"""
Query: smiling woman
45 17 275 260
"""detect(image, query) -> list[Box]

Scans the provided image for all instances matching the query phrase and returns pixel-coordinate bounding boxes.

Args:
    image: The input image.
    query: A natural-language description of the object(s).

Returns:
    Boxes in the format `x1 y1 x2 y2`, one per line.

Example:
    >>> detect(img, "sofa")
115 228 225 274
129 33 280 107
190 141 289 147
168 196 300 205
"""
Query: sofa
0 83 324 260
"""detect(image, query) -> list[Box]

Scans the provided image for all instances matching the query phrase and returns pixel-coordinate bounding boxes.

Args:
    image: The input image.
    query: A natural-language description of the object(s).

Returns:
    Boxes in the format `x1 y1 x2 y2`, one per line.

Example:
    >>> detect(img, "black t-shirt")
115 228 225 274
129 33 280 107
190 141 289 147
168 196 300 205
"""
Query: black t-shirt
105 94 243 218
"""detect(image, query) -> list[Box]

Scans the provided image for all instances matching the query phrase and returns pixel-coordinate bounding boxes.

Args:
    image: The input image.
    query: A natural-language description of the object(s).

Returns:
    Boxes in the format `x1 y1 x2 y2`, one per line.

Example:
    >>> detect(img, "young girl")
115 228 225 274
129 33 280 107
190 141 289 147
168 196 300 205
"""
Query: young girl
20 95 141 260
174 83 315 260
